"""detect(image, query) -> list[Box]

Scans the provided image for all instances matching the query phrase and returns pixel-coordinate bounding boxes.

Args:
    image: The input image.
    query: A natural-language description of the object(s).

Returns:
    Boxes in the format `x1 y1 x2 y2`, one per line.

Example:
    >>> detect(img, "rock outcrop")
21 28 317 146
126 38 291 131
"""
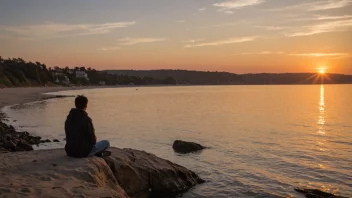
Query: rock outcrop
0 148 204 198
104 148 205 197
0 119 42 152
1 115 65 152
172 140 205 154
294 188 347 198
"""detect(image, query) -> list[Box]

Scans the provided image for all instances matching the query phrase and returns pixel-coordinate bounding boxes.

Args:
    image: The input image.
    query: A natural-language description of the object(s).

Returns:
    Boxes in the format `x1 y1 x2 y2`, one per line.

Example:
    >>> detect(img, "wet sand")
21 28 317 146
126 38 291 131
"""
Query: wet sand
0 86 114 109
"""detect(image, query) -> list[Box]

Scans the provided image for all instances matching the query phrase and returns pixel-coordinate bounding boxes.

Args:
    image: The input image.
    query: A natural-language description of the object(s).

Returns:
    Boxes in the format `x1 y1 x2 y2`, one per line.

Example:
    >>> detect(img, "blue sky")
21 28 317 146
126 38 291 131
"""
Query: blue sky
0 0 351 73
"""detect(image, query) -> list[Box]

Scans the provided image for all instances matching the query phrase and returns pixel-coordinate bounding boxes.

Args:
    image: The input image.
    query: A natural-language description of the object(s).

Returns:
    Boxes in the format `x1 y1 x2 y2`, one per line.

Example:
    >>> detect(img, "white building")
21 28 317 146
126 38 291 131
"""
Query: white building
75 71 89 80
55 76 70 85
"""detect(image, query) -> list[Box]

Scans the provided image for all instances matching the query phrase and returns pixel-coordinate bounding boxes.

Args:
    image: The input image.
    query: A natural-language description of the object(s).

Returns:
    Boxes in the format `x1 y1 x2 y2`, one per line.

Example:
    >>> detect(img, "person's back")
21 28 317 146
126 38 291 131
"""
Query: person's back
65 107 96 158
65 95 110 158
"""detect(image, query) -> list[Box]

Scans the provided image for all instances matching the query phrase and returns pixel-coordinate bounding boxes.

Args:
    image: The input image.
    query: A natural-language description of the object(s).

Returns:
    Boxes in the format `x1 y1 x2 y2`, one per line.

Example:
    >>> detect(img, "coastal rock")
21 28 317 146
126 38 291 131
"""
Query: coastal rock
3 141 16 151
0 148 204 198
172 140 205 154
0 119 42 151
17 141 34 151
0 149 128 198
103 148 205 197
294 188 347 198
53 139 60 142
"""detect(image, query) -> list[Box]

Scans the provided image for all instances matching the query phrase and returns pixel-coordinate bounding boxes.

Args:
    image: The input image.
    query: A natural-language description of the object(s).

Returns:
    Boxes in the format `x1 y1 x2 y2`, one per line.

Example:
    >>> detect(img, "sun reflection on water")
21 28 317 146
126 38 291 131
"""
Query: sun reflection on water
318 85 325 135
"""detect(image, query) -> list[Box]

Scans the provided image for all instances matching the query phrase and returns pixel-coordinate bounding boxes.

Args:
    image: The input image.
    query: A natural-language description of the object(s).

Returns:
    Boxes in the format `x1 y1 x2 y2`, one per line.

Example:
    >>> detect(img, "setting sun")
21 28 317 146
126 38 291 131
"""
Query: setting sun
318 68 326 74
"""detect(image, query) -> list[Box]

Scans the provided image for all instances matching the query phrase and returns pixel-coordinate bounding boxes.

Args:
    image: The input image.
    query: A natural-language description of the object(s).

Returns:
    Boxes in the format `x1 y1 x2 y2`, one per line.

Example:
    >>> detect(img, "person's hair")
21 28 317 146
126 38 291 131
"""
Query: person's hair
75 95 88 110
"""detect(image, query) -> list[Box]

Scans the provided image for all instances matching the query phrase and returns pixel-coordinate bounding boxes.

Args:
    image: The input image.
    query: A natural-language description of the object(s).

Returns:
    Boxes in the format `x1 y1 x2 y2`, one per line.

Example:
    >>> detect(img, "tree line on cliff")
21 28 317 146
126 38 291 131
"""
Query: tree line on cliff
0 57 176 87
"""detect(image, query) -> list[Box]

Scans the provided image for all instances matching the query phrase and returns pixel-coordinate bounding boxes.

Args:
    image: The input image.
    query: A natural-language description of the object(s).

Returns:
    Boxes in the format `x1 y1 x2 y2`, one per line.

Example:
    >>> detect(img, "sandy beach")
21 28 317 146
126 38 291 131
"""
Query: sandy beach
0 86 115 109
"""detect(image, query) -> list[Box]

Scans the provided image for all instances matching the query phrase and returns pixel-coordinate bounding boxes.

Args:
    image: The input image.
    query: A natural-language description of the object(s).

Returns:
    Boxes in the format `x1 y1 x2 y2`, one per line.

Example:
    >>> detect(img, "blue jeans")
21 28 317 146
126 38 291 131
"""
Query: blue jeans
88 140 110 157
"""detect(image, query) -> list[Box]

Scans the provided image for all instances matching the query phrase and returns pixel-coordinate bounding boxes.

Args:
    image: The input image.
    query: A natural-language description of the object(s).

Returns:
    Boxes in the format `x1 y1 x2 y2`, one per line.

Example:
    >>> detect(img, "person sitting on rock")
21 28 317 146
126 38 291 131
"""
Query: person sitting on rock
64 95 110 158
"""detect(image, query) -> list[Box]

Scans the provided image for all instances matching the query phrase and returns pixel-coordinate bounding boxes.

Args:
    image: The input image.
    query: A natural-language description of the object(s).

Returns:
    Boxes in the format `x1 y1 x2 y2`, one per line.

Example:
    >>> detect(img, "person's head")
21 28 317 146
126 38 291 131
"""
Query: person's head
75 95 88 110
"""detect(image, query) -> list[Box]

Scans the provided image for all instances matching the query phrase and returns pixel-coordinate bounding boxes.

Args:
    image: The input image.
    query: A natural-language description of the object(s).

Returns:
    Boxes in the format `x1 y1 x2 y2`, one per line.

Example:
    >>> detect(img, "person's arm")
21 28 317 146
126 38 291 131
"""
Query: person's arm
87 117 97 145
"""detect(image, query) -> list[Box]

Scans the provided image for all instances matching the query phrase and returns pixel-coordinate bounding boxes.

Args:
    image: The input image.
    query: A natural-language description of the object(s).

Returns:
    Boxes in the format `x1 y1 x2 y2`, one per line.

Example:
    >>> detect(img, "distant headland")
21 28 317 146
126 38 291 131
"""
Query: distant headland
1 57 351 88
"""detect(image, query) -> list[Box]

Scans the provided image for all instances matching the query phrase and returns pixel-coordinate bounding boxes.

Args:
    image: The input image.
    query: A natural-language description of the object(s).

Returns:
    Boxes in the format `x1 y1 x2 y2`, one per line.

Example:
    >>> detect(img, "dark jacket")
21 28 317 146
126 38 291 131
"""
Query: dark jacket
65 108 96 158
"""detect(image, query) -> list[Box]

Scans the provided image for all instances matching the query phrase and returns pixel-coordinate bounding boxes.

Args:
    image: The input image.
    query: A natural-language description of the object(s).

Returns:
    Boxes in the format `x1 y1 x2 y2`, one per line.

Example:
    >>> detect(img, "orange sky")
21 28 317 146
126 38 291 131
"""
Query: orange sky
0 0 351 74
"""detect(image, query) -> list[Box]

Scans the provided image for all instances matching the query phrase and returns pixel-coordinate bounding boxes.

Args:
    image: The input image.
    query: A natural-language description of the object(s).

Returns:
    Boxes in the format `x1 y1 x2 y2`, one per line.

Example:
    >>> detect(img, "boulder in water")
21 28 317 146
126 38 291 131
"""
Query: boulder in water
172 140 205 154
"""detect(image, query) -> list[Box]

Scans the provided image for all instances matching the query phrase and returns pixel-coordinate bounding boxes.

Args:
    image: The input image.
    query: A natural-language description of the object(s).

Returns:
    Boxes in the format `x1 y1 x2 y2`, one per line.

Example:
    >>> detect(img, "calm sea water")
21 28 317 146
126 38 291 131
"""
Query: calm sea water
3 85 352 198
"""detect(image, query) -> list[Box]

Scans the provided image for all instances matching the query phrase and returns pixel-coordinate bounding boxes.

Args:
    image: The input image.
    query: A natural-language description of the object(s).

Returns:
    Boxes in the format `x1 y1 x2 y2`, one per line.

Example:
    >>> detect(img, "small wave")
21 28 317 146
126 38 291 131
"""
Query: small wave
329 140 352 146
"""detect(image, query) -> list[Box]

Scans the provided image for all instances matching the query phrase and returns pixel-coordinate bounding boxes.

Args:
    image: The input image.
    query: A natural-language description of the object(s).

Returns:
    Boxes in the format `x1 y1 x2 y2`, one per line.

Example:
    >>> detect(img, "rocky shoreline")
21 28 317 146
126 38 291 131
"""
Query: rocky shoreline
0 95 75 152
0 94 205 197
0 112 40 152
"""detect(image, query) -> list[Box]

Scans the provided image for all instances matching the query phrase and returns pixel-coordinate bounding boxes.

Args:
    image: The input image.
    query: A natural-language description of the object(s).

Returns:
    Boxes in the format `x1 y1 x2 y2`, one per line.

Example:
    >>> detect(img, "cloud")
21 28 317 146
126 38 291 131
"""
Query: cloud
316 15 352 20
0 21 136 40
266 0 351 12
221 10 235 14
182 39 204 43
98 37 167 51
185 36 257 48
117 37 166 46
213 0 265 11
286 19 352 36
177 20 186 23
198 7 207 11
97 46 121 51
287 15 352 22
237 51 284 55
234 52 350 59
255 26 285 30
309 0 351 11
288 53 349 57
190 20 251 30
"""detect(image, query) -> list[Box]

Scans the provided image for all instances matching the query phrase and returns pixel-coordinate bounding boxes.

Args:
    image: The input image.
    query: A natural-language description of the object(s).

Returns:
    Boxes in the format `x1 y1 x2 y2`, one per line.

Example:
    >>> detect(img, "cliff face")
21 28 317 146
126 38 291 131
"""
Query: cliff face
0 148 204 198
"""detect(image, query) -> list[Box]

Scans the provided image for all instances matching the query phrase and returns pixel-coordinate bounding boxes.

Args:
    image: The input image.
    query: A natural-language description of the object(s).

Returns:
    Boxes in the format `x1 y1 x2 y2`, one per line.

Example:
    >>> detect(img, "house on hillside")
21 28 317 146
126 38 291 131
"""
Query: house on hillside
99 81 106 86
75 71 89 81
55 75 70 86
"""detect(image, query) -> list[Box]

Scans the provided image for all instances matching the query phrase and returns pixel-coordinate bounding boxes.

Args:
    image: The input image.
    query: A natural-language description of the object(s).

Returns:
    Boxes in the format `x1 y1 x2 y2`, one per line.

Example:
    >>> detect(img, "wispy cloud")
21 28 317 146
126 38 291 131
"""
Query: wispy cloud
117 37 166 46
97 46 121 51
177 20 186 23
255 26 285 30
289 53 349 57
190 20 251 30
287 15 352 22
309 0 351 11
213 0 265 11
235 51 350 59
289 52 351 59
185 36 257 48
286 19 352 36
236 51 285 55
266 0 351 12
198 7 207 11
182 39 204 43
316 15 352 20
99 37 167 51
0 21 136 40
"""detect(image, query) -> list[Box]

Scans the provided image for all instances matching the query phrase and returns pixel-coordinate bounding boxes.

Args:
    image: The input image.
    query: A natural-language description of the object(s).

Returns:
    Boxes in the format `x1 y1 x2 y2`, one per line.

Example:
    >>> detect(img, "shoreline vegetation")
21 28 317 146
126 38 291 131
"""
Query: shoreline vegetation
1 57 352 89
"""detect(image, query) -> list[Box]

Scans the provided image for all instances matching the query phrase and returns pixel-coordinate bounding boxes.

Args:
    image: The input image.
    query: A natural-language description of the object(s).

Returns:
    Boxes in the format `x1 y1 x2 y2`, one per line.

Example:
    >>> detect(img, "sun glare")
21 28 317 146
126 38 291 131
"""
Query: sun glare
318 68 326 74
